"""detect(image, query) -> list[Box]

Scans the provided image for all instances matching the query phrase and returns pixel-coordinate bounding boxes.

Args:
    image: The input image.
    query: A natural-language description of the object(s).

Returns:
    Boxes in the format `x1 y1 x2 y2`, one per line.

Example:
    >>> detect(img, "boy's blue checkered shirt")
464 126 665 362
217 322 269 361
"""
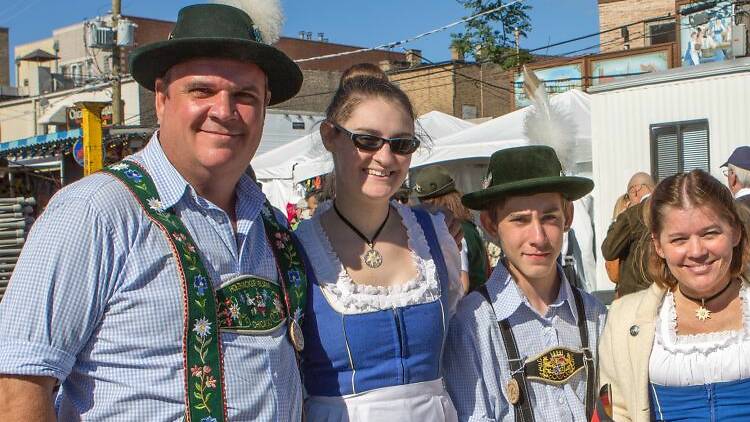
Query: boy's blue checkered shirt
444 262 607 422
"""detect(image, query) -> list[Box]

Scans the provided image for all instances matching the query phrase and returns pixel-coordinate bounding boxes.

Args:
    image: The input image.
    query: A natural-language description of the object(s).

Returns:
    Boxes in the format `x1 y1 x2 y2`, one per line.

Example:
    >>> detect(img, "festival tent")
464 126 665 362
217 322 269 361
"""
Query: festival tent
410 89 592 172
253 110 475 210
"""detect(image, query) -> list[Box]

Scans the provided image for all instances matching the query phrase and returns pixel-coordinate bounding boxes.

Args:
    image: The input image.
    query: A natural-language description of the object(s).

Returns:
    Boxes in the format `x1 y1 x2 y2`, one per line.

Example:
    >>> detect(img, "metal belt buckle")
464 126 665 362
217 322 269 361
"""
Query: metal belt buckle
524 346 586 385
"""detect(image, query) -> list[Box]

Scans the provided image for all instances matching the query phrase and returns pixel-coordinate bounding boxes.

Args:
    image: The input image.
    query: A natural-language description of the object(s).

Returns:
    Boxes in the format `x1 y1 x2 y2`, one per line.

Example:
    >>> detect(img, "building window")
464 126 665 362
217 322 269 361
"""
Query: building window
646 21 676 45
650 119 710 182
462 104 478 119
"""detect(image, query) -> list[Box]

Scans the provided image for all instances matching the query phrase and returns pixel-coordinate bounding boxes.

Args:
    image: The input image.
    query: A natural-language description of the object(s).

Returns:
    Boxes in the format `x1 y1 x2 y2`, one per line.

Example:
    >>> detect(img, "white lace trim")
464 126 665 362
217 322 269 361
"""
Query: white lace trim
649 282 750 386
305 200 441 314
656 282 750 354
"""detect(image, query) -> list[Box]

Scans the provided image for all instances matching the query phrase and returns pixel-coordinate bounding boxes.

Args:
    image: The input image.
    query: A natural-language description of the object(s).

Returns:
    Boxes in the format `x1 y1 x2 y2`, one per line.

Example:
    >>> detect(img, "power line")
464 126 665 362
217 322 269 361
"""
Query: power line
294 0 527 63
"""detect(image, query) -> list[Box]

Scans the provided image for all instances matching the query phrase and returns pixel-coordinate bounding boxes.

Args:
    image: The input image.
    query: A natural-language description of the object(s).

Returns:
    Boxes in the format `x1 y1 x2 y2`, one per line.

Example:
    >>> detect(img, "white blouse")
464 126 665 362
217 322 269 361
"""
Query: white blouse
295 200 463 317
649 282 750 386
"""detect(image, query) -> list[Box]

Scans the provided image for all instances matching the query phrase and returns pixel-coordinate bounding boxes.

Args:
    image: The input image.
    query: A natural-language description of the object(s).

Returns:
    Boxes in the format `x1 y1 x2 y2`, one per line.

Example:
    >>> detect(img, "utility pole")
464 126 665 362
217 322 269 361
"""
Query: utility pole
111 0 122 125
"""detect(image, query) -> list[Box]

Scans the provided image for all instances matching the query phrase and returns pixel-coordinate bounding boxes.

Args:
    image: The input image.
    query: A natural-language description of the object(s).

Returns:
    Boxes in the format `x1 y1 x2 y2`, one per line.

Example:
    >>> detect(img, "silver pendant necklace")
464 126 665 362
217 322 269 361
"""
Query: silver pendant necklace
333 202 389 269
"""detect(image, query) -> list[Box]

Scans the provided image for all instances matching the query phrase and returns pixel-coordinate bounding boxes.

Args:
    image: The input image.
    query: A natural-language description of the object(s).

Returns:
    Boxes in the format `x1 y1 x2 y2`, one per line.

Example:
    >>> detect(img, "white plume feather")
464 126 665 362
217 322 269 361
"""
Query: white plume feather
522 66 578 174
214 0 284 44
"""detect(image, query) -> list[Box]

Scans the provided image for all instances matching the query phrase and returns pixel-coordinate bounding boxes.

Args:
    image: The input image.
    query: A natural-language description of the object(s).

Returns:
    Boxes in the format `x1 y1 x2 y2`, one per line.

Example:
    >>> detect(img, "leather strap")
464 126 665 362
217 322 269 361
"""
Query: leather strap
570 284 596 421
478 285 535 422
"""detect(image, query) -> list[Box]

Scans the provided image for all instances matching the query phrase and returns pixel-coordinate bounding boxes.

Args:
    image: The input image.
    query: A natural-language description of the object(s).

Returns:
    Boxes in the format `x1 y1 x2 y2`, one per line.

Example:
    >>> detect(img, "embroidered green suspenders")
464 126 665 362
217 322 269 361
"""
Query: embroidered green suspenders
103 160 307 422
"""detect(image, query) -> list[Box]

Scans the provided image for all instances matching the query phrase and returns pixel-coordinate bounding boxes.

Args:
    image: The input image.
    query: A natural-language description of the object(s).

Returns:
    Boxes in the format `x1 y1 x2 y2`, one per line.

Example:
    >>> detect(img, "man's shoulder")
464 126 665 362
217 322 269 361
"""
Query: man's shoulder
46 172 144 223
607 286 657 327
628 200 649 224
453 288 494 328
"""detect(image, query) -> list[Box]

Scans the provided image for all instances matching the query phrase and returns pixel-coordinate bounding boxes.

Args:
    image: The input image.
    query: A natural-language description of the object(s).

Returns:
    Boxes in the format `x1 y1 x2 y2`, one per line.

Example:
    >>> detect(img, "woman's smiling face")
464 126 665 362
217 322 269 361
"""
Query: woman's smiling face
653 204 740 296
324 97 414 202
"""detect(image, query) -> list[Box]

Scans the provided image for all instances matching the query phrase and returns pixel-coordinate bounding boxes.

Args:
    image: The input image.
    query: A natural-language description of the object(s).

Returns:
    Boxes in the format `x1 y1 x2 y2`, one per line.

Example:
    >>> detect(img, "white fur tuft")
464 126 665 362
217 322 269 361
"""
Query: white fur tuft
522 66 578 174
214 0 284 44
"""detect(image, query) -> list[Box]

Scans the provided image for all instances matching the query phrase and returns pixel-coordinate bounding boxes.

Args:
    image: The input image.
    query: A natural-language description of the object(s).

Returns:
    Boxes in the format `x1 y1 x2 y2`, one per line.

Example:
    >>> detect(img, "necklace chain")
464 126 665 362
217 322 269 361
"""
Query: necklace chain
333 202 389 248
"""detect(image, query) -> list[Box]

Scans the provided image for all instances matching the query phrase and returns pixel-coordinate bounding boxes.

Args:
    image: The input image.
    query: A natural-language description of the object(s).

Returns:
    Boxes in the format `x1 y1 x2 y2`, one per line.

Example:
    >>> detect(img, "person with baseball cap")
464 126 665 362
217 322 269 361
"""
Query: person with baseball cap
722 146 750 209
443 145 607 422
0 3 308 421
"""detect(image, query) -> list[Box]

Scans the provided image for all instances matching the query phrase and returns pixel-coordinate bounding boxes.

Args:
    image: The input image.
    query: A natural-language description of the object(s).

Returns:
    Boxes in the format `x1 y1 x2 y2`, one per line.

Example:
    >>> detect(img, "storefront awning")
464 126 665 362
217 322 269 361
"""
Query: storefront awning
0 129 82 158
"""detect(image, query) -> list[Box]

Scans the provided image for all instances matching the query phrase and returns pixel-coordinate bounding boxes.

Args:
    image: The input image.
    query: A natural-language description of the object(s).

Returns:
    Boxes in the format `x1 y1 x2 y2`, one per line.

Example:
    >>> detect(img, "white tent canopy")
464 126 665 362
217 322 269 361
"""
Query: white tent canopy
410 89 592 171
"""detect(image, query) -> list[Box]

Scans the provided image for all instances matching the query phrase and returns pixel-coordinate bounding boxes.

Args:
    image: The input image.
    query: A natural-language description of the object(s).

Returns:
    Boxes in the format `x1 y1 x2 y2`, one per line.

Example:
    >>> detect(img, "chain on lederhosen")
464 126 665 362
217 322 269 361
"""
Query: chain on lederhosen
103 160 308 422
478 276 596 422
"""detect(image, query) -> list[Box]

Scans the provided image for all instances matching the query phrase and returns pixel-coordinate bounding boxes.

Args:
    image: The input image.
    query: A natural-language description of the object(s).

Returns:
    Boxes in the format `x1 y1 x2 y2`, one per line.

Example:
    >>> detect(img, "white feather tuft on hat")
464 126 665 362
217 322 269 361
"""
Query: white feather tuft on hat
214 0 284 44
521 66 578 175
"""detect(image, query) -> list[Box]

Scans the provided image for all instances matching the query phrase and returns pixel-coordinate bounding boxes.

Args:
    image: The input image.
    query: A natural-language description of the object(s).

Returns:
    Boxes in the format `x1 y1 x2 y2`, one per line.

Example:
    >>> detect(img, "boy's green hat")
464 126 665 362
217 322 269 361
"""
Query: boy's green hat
462 145 593 210
414 165 456 200
129 3 302 105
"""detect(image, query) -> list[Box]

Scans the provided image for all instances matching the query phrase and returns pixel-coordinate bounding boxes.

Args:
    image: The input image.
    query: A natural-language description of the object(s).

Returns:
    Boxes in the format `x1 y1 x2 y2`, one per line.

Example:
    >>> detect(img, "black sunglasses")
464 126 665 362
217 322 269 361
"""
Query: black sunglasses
328 121 420 155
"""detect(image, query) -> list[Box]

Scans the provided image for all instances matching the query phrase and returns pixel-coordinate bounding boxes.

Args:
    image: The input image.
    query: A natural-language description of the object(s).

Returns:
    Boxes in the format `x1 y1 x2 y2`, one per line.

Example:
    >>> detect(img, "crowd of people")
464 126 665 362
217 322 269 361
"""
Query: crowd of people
0 2 747 422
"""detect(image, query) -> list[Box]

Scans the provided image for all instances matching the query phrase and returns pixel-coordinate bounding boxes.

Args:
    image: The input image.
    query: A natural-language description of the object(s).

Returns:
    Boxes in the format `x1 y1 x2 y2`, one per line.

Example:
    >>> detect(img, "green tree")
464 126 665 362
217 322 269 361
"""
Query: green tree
451 0 532 69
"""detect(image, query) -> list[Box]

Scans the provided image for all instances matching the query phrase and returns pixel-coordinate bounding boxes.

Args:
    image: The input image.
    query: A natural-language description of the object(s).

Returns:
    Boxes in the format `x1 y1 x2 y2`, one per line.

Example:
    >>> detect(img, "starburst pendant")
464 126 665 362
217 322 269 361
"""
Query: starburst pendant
695 306 711 321
363 248 383 268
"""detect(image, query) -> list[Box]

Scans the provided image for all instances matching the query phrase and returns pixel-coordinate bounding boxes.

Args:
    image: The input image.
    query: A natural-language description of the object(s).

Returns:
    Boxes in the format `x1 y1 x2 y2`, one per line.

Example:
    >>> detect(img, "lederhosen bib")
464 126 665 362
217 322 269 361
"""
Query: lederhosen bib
103 160 308 422
478 273 596 422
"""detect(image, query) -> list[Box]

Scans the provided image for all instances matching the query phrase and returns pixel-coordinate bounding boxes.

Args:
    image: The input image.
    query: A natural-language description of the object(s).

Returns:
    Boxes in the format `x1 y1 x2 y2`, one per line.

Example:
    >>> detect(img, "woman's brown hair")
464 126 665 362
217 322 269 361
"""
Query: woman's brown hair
326 64 415 126
646 169 750 289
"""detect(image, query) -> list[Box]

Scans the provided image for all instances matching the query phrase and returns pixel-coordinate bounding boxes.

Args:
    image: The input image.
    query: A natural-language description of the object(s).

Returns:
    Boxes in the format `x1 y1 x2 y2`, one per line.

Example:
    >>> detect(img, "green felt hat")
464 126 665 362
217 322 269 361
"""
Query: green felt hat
414 165 456 200
129 3 302 105
462 145 593 210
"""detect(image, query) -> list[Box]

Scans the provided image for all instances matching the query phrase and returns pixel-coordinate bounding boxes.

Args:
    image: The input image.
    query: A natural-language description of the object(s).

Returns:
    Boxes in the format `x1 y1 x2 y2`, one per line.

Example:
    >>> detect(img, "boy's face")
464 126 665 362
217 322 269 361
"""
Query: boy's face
480 192 573 284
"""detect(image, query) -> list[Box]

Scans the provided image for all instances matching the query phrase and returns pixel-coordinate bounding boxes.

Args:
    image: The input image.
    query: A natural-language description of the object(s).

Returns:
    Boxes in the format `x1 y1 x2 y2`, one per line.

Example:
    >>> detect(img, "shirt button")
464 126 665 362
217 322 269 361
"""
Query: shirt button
558 395 565 405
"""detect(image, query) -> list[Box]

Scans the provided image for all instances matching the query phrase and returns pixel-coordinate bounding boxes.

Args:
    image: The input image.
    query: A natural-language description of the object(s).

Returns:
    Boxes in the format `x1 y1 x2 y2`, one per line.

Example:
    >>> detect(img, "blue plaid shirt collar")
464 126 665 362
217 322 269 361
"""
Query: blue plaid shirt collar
485 260 579 324
138 133 191 211
137 132 265 221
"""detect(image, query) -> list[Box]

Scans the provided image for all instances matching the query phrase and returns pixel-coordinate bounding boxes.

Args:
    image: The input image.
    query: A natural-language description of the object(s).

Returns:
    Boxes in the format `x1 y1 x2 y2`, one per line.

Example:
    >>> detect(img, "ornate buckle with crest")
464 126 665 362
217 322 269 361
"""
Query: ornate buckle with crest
524 346 587 385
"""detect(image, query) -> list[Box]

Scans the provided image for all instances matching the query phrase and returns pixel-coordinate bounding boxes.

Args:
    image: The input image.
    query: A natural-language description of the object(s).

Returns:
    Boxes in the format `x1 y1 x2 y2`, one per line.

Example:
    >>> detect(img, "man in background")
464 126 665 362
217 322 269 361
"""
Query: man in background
601 172 655 297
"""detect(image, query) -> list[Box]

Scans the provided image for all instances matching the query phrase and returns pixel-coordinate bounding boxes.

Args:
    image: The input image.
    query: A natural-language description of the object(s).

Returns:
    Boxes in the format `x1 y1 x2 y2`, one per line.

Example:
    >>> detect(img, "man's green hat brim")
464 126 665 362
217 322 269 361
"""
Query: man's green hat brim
461 145 594 210
129 4 303 106
462 175 593 210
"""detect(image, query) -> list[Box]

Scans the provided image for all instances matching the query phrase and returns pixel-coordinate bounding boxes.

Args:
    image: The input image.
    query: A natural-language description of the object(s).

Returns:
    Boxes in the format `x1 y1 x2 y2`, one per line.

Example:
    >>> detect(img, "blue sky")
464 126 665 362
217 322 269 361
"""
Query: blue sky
1 0 600 84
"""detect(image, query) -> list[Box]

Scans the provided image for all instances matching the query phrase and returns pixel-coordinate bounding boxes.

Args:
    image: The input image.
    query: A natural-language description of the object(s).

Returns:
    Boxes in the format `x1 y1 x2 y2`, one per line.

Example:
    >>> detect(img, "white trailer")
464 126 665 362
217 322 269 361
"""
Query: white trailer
589 57 750 293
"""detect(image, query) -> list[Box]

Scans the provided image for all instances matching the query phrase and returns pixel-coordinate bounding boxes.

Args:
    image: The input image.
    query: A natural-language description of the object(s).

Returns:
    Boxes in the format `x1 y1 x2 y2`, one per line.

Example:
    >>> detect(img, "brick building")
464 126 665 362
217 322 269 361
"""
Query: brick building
0 28 8 86
389 50 512 119
598 0 677 52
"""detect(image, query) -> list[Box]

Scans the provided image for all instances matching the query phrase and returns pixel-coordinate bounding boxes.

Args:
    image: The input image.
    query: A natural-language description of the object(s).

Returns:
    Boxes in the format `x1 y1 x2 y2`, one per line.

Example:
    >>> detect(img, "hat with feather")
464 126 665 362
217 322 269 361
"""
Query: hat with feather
461 66 593 210
129 1 302 105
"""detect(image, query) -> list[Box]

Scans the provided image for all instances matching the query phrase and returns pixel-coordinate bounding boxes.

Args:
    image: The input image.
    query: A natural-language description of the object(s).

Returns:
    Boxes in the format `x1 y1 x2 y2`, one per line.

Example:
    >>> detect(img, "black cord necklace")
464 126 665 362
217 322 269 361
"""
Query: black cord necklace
678 277 736 322
333 201 389 268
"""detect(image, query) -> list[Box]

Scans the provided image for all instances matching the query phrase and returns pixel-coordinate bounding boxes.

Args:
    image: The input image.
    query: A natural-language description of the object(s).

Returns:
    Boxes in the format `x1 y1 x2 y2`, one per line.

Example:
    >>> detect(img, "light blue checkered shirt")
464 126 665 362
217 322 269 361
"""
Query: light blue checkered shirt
0 134 302 421
444 262 607 422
